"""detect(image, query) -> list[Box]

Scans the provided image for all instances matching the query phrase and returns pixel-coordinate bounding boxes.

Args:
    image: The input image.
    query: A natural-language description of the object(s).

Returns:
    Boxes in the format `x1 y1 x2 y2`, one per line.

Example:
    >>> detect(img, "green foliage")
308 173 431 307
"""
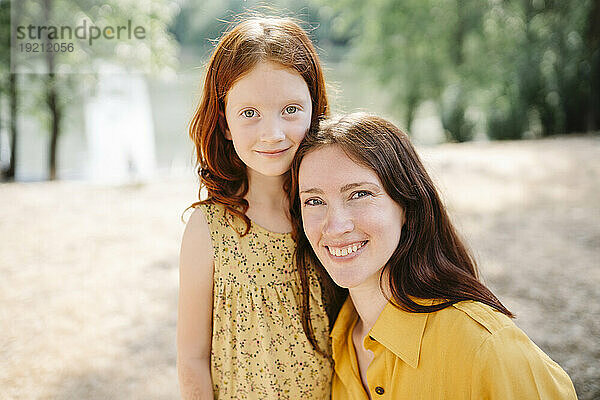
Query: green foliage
11 0 179 75
313 0 599 140
0 0 181 180
486 95 527 141
0 1 10 79
441 84 474 142
171 0 326 57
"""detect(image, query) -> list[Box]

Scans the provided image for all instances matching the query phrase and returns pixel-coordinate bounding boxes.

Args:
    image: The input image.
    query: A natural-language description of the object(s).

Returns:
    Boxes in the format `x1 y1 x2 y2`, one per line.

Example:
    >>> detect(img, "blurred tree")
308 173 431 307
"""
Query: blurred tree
0 0 8 179
483 0 598 138
587 0 600 131
15 0 179 180
316 0 598 140
0 0 22 180
314 0 458 133
439 0 484 142
482 0 534 139
171 0 328 57
41 0 61 180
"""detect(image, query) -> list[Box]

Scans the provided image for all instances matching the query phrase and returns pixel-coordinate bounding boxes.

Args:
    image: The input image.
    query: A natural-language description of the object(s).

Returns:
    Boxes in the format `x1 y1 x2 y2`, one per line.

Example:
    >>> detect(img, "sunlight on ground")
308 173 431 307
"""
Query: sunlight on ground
1 136 599 399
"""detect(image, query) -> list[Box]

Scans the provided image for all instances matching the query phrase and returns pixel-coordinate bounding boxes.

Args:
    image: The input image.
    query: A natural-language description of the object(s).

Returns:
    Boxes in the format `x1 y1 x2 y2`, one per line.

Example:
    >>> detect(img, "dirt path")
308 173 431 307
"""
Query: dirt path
1 135 598 399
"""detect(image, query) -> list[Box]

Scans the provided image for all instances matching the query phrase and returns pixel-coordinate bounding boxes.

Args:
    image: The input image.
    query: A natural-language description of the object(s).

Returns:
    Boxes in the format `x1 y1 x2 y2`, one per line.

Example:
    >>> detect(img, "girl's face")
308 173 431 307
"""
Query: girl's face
299 145 405 290
224 61 312 178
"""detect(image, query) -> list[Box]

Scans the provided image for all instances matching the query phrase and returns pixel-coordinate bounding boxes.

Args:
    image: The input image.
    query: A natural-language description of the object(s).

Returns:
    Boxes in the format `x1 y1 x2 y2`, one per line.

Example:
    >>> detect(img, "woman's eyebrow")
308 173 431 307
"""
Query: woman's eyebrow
340 182 379 192
300 182 379 195
299 187 323 195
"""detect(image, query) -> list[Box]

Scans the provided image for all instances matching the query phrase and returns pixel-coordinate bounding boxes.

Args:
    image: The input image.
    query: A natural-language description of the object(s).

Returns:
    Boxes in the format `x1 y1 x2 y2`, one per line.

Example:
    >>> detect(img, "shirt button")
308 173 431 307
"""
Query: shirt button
375 386 385 395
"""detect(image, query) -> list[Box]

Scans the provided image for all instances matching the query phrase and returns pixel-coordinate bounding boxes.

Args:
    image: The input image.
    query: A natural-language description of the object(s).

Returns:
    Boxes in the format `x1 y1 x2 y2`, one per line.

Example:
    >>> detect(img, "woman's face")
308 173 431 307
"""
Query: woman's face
299 145 405 290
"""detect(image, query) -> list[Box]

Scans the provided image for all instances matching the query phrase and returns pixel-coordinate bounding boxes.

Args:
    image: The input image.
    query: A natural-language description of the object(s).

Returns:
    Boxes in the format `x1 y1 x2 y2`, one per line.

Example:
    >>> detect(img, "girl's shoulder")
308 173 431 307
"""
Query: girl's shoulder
192 201 224 220
190 201 231 232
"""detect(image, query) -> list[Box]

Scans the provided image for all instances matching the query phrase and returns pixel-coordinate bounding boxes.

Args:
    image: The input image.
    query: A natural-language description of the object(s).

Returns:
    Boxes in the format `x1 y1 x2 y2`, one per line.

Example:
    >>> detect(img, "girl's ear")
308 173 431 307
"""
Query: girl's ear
218 110 231 140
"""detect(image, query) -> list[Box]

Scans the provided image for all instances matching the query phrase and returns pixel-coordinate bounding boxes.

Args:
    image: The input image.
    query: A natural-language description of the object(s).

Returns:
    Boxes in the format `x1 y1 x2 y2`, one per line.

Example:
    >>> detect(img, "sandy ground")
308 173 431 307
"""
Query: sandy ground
1 135 599 399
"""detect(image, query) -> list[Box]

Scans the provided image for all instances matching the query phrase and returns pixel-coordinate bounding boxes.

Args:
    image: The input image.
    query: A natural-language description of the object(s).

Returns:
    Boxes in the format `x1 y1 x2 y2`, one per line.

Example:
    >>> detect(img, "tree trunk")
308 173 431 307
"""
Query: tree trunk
405 89 419 134
6 72 17 180
43 0 61 180
4 0 22 181
47 72 60 180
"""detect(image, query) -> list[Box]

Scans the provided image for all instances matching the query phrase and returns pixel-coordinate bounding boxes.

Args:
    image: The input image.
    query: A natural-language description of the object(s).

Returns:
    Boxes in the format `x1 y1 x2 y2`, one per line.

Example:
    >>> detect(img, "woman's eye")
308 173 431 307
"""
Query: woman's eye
284 105 298 115
303 198 323 206
242 109 256 118
350 190 372 200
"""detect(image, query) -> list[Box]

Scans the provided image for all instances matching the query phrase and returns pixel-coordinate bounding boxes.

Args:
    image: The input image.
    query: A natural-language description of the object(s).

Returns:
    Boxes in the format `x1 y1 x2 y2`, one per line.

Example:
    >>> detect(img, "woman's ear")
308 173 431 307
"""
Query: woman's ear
218 110 231 140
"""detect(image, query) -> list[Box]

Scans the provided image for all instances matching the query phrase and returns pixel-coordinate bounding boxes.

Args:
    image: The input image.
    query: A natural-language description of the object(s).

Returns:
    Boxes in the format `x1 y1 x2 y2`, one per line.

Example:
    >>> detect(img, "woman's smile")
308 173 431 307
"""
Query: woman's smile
325 240 368 259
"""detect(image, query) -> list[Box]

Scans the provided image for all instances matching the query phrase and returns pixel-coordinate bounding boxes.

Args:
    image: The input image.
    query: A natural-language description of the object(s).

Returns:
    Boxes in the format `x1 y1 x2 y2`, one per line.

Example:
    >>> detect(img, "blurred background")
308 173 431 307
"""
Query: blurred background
1 0 598 398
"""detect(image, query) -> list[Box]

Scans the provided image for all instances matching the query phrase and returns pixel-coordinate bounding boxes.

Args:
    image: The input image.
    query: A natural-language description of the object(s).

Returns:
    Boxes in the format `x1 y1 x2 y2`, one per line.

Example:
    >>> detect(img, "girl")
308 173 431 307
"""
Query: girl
291 113 577 399
177 16 332 399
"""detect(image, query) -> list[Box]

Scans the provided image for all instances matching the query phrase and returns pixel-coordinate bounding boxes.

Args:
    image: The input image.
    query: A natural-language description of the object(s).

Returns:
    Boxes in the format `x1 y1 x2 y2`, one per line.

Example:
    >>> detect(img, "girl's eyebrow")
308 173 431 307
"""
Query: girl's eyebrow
231 96 309 107
300 182 379 195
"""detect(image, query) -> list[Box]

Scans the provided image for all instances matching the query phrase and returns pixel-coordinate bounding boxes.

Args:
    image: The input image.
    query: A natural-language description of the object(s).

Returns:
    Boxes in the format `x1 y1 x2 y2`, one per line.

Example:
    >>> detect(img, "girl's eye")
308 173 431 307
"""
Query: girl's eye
303 198 323 206
350 190 372 200
242 109 256 118
284 105 298 115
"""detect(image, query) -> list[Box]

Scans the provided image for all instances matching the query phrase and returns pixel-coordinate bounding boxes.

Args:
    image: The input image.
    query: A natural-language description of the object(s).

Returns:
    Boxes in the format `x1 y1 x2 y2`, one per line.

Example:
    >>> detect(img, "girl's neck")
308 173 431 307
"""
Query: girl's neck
245 170 287 208
244 170 291 233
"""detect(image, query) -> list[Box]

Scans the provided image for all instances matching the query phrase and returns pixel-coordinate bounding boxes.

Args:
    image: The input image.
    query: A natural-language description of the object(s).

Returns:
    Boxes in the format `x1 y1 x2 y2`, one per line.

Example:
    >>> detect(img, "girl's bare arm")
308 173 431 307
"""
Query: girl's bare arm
177 208 215 399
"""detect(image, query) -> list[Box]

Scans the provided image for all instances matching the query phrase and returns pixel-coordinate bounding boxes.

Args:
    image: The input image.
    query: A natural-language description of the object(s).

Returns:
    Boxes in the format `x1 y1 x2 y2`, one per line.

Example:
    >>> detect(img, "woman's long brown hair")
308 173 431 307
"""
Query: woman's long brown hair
290 113 513 351
188 15 328 234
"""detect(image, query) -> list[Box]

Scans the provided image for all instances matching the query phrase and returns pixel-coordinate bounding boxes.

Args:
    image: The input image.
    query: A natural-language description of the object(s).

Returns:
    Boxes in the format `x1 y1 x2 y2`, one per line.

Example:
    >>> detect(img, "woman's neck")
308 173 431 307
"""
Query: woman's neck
349 272 391 334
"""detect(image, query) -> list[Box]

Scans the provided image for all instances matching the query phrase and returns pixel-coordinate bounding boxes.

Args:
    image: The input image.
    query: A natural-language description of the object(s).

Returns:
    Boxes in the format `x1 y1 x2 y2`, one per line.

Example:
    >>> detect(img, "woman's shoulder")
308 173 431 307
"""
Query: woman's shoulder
423 301 576 396
449 302 578 398
424 300 517 349
430 300 550 360
445 301 544 356
449 300 514 335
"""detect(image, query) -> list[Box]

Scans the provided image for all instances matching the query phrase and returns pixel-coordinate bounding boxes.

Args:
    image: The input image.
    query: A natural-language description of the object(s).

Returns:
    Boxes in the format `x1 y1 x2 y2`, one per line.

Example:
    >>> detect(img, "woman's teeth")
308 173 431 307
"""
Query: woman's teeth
328 241 366 257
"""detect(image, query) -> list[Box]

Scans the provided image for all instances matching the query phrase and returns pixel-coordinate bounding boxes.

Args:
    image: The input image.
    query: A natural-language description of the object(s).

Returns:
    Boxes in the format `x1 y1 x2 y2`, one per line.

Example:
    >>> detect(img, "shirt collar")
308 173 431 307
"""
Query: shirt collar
331 297 432 369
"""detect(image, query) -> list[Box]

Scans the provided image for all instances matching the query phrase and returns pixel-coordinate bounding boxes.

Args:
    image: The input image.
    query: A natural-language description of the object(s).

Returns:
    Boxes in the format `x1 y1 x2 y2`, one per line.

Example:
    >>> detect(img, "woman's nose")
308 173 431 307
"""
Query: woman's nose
323 206 354 237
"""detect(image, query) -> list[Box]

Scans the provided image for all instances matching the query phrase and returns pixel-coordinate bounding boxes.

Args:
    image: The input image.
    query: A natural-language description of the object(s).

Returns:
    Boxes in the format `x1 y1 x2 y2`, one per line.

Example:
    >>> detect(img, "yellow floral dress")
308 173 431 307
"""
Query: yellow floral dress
197 202 332 399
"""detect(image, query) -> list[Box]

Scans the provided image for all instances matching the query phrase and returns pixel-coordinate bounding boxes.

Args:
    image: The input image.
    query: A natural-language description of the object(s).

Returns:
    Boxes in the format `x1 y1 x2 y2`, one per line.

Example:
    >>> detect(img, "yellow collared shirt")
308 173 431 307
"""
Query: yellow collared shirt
331 298 577 399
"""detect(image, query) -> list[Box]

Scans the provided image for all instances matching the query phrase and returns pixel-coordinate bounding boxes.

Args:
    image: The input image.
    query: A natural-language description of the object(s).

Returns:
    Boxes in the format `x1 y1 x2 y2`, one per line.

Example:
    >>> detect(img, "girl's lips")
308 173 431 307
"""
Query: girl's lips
255 148 290 157
324 240 368 261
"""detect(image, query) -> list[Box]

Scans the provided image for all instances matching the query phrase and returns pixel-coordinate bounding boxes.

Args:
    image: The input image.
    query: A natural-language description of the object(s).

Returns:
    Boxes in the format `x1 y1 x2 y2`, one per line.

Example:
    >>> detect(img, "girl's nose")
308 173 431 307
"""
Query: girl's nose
323 206 354 237
260 117 285 143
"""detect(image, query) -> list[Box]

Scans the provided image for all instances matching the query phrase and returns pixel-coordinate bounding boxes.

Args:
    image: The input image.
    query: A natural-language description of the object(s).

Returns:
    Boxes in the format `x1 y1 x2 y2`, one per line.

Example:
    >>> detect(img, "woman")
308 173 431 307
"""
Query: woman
289 113 577 399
